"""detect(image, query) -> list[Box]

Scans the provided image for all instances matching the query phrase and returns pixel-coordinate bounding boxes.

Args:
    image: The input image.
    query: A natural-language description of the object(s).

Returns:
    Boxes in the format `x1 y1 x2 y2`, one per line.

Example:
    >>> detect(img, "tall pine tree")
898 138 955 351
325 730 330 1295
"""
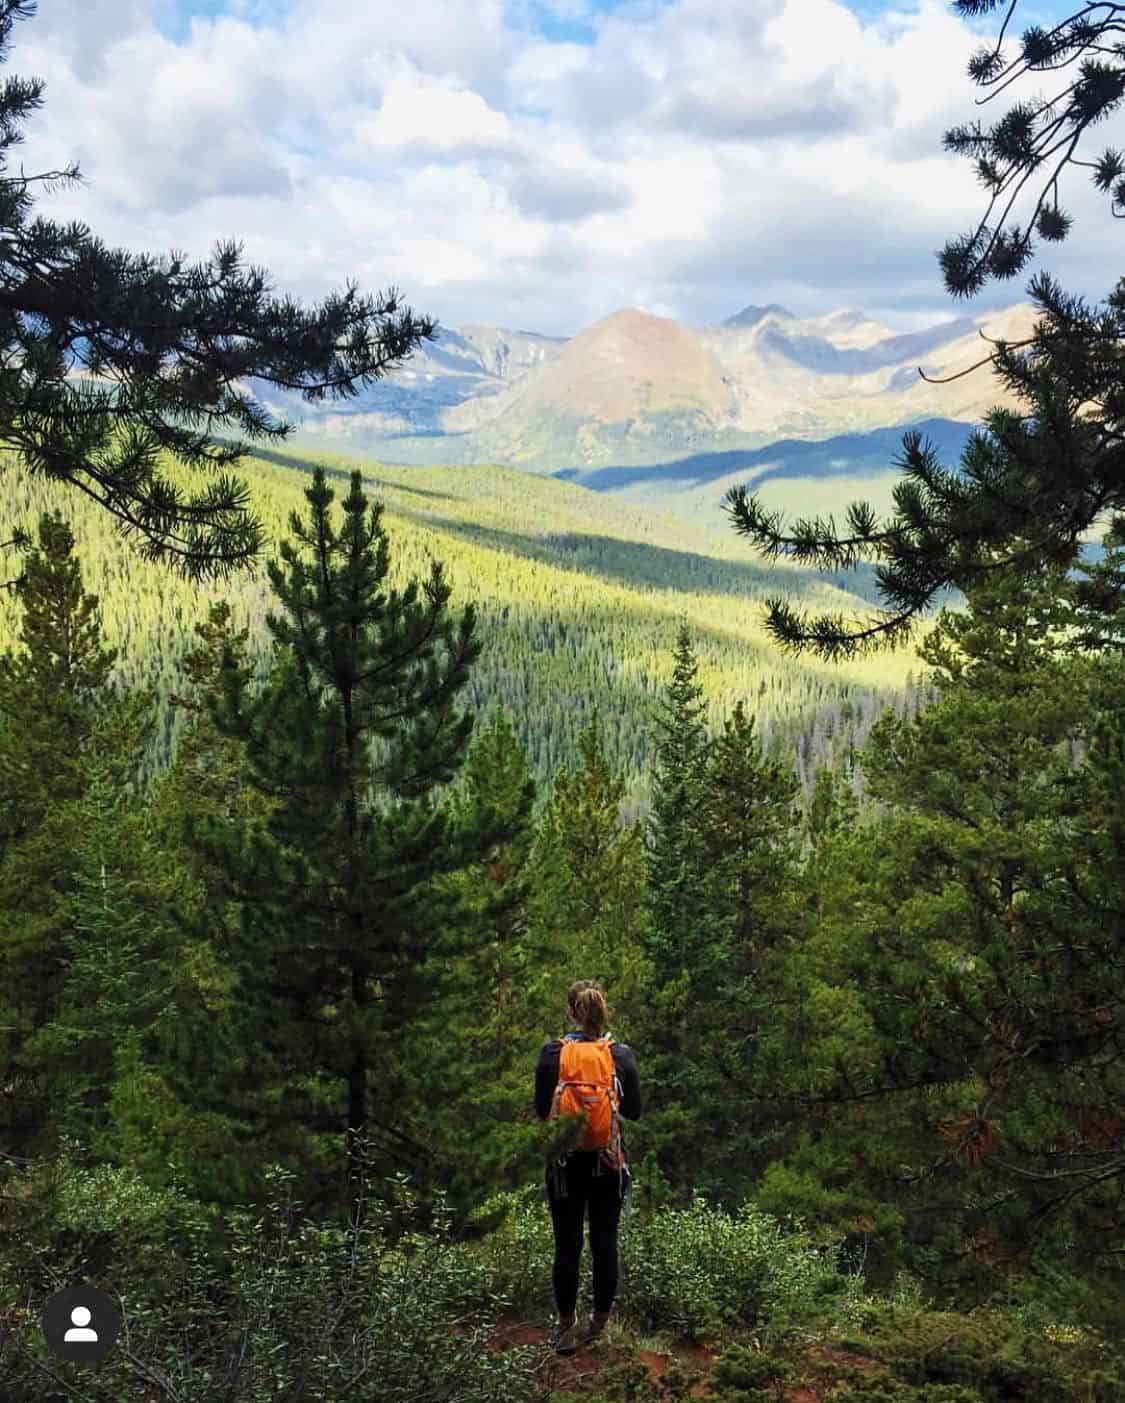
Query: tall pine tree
645 621 710 967
0 511 149 1154
105 601 280 1202
196 468 502 1211
638 626 714 1192
526 713 648 1023
411 709 542 1211
694 701 801 1199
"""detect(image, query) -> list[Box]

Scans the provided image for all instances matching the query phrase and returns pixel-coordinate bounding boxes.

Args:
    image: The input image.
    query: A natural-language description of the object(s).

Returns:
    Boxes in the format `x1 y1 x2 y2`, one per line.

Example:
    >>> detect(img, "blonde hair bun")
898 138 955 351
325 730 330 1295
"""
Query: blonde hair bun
567 979 609 1037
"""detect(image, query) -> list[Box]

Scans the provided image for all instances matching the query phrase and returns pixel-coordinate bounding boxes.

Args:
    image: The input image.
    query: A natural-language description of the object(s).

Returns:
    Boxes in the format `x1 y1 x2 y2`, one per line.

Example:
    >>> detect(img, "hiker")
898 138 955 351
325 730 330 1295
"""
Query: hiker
535 978 643 1356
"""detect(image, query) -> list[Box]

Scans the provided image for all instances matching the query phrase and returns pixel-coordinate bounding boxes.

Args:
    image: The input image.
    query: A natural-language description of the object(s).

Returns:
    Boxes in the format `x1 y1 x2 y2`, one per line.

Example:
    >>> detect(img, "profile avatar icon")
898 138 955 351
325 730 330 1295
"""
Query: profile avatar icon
64 1305 99 1342
42 1285 120 1364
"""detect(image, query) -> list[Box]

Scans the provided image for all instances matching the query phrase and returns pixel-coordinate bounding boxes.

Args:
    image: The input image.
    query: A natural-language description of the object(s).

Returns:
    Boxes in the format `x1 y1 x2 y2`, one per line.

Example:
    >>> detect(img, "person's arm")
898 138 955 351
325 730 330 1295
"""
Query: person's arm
612 1043 642 1120
535 1039 562 1120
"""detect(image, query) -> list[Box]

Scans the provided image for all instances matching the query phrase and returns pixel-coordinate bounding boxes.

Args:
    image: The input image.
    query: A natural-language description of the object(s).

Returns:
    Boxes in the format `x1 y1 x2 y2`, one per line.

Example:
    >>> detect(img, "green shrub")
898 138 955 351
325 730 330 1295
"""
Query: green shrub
713 1339 793 1400
620 1198 856 1340
987 1257 1125 1340
826 1299 1125 1403
0 1163 543 1403
833 1385 984 1403
454 1184 557 1315
455 1189 868 1341
0 1140 222 1297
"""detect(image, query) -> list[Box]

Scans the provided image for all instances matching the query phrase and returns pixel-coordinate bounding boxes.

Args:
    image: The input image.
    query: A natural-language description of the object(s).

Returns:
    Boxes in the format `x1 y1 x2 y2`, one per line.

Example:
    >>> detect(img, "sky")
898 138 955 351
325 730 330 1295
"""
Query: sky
10 0 1123 339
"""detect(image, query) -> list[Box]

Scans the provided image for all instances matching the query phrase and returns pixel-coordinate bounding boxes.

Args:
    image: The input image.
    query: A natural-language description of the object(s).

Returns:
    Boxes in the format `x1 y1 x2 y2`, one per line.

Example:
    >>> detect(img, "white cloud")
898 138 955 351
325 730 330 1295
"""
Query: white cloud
21 0 161 76
6 0 1124 341
359 71 518 157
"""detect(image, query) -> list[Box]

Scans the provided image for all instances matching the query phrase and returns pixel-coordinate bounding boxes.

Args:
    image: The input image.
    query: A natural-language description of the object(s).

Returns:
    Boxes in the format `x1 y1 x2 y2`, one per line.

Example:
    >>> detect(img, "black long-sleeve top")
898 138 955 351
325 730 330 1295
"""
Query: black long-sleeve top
534 1031 643 1122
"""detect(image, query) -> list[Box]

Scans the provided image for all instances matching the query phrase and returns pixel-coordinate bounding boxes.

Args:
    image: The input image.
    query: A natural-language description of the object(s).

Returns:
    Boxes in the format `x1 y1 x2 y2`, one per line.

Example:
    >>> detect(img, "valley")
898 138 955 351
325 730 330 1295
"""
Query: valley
0 443 930 810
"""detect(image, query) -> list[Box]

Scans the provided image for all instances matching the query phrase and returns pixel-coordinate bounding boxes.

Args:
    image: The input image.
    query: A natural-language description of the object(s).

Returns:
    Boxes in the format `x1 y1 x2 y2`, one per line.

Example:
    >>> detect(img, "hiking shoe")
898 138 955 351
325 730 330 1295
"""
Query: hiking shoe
585 1309 612 1341
553 1316 579 1355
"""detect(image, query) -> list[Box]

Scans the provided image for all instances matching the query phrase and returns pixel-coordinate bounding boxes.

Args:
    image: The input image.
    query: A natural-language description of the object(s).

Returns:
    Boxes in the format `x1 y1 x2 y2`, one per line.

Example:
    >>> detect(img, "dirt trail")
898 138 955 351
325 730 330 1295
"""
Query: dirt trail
485 1313 718 1396
483 1313 880 1401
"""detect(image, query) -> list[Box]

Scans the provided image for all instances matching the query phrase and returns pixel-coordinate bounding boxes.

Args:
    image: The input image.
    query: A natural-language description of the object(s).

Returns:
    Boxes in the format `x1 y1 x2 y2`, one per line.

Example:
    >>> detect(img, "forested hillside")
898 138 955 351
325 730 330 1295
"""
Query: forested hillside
0 444 922 808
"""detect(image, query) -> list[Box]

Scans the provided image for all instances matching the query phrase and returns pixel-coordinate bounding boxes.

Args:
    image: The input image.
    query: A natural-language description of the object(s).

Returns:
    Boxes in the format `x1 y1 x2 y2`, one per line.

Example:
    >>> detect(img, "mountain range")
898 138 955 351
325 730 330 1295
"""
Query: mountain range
254 298 1038 475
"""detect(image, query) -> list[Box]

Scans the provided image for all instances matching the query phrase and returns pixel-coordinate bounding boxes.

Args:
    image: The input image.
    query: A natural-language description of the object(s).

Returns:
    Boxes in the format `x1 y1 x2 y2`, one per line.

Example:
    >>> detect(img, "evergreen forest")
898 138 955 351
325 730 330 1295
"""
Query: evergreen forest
3 0 1125 1394
0 445 925 812
2 448 1124 1402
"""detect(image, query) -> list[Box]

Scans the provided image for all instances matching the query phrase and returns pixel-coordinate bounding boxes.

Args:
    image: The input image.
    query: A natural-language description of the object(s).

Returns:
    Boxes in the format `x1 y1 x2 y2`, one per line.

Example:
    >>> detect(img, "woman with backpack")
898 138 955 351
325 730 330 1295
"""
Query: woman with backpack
535 979 643 1355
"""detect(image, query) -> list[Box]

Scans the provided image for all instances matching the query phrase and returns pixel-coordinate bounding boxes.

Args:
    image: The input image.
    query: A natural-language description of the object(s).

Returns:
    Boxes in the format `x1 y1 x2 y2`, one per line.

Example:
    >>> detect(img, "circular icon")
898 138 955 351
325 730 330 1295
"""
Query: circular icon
42 1286 121 1365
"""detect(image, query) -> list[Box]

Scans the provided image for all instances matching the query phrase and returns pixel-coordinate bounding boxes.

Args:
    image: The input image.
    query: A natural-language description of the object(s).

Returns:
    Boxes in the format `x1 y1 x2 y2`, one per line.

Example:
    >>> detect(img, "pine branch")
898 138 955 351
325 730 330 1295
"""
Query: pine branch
941 0 1125 291
0 5 439 578
726 277 1125 657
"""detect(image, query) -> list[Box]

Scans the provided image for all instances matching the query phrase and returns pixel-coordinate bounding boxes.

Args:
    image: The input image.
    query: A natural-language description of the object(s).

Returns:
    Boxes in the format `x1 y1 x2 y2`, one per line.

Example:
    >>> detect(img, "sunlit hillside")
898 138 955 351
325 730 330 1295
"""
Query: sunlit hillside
0 445 929 807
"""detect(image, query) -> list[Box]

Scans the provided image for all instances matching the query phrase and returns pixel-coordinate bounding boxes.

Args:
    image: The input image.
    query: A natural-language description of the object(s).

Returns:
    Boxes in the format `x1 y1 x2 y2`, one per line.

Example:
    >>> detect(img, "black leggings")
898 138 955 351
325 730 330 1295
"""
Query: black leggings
545 1152 627 1317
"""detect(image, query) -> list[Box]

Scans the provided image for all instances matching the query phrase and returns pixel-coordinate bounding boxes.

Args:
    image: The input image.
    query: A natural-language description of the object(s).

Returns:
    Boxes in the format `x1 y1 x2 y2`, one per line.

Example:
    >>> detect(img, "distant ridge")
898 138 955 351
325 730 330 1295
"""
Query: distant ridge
270 297 1038 474
722 303 794 328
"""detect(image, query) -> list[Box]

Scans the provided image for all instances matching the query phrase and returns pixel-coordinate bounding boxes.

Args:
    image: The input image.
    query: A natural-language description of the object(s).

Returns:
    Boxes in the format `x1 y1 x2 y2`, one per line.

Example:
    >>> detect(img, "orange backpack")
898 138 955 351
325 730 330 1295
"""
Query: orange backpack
548 1033 626 1169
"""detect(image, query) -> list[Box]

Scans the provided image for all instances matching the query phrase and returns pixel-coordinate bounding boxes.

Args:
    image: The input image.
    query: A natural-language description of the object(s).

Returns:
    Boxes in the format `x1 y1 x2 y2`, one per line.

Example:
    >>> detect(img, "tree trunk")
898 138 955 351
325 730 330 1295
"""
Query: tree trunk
341 681 368 1215
347 953 369 1212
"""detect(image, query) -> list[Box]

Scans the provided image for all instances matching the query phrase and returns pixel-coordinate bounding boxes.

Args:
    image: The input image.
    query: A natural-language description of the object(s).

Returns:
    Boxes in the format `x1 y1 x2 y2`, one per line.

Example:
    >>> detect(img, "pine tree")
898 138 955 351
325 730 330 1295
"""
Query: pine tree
0 0 437 580
0 513 115 828
667 700 801 1201
29 770 164 1155
196 467 498 1210
411 709 541 1210
644 621 710 968
700 701 799 961
111 600 281 1202
0 511 149 1153
635 627 712 1191
757 566 1125 1272
526 713 648 1021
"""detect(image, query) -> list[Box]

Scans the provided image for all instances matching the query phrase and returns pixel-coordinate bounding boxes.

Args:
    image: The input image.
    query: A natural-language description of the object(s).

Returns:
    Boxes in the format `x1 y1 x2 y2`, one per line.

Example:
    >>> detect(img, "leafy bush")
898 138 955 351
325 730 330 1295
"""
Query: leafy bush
619 1198 860 1340
455 1189 869 1341
0 1162 542 1403
0 1140 222 1299
456 1183 558 1315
